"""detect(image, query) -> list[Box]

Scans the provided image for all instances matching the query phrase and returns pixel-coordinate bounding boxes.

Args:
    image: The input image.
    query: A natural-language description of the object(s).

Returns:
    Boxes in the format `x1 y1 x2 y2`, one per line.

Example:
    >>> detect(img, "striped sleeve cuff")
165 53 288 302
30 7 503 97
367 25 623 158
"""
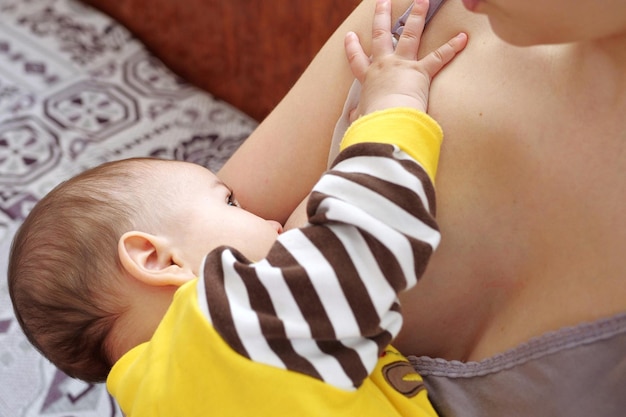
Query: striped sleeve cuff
340 108 443 183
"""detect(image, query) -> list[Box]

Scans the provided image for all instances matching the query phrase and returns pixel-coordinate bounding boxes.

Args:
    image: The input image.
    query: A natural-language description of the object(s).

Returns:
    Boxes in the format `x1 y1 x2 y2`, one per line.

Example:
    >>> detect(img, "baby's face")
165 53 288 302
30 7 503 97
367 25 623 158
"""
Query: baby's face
466 0 626 46
152 160 283 274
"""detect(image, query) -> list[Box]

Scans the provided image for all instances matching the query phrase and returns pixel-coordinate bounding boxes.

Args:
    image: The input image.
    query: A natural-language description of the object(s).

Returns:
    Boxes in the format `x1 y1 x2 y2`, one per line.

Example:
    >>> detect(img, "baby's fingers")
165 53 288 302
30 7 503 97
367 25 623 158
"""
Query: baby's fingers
370 0 394 57
419 32 468 79
394 0 429 59
345 31 370 82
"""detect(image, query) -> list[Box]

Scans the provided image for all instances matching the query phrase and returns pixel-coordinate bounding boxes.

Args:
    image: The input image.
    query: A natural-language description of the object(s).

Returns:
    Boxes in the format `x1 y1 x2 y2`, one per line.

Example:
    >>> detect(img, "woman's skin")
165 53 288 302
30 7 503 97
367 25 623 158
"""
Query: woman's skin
80 0 626 363
219 0 415 222
221 0 626 362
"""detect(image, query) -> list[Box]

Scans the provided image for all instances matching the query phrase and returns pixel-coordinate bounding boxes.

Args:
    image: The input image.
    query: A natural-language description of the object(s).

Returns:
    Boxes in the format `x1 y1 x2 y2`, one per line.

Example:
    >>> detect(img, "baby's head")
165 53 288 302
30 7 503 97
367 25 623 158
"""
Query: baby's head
8 158 282 382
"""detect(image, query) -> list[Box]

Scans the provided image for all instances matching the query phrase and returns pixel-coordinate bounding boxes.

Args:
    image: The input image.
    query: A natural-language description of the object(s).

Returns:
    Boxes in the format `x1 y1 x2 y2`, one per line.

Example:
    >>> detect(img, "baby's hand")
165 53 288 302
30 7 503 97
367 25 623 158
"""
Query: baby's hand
345 0 467 119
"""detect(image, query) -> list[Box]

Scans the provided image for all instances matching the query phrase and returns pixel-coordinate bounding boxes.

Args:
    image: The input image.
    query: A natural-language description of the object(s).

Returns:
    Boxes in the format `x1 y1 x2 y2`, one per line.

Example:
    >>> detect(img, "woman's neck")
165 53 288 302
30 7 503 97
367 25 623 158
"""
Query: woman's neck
565 35 626 104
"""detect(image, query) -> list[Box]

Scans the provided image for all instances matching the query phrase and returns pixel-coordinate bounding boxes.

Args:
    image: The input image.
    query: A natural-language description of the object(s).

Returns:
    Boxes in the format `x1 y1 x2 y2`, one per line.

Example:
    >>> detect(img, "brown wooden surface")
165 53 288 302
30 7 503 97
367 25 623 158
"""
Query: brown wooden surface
82 0 361 120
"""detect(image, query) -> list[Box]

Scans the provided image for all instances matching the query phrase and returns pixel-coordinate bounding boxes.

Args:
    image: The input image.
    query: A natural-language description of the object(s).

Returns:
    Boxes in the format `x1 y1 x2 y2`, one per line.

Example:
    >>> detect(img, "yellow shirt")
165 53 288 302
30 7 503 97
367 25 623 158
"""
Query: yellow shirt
108 279 438 417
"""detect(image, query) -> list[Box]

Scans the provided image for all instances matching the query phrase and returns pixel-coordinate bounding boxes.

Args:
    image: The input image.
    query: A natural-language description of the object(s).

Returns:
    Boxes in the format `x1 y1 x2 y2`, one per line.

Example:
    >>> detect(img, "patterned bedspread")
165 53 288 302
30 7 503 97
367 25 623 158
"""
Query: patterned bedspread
0 0 257 415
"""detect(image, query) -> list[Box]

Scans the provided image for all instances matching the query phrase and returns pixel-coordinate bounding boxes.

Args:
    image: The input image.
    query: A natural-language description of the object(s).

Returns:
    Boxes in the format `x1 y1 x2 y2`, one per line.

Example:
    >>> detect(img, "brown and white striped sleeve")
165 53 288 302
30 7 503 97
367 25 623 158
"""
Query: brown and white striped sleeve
198 116 441 391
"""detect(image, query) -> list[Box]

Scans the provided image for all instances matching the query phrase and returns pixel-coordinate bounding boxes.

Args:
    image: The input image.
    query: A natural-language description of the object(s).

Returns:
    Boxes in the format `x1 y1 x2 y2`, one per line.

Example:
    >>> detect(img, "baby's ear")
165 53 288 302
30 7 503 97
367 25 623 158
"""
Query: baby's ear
118 231 195 287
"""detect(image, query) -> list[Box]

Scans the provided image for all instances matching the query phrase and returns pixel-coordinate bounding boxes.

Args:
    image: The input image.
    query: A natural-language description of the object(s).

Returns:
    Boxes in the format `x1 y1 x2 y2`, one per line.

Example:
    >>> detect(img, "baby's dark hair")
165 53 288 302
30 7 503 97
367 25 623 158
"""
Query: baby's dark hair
8 158 163 382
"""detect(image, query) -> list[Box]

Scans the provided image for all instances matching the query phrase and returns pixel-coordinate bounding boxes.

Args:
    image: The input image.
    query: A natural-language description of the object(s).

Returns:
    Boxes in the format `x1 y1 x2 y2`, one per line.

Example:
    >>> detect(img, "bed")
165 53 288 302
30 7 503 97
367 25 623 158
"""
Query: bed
0 0 257 415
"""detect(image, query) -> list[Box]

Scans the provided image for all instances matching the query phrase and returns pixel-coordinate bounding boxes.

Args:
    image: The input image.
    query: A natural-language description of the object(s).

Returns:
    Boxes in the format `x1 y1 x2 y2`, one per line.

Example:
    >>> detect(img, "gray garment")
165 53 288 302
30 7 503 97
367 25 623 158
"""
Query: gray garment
392 0 446 33
412 312 626 417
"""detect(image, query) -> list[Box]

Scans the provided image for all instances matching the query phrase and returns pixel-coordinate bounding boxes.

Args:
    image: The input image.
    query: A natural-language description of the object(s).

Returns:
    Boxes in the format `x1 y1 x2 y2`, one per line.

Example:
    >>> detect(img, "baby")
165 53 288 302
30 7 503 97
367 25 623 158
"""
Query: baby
8 0 467 415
